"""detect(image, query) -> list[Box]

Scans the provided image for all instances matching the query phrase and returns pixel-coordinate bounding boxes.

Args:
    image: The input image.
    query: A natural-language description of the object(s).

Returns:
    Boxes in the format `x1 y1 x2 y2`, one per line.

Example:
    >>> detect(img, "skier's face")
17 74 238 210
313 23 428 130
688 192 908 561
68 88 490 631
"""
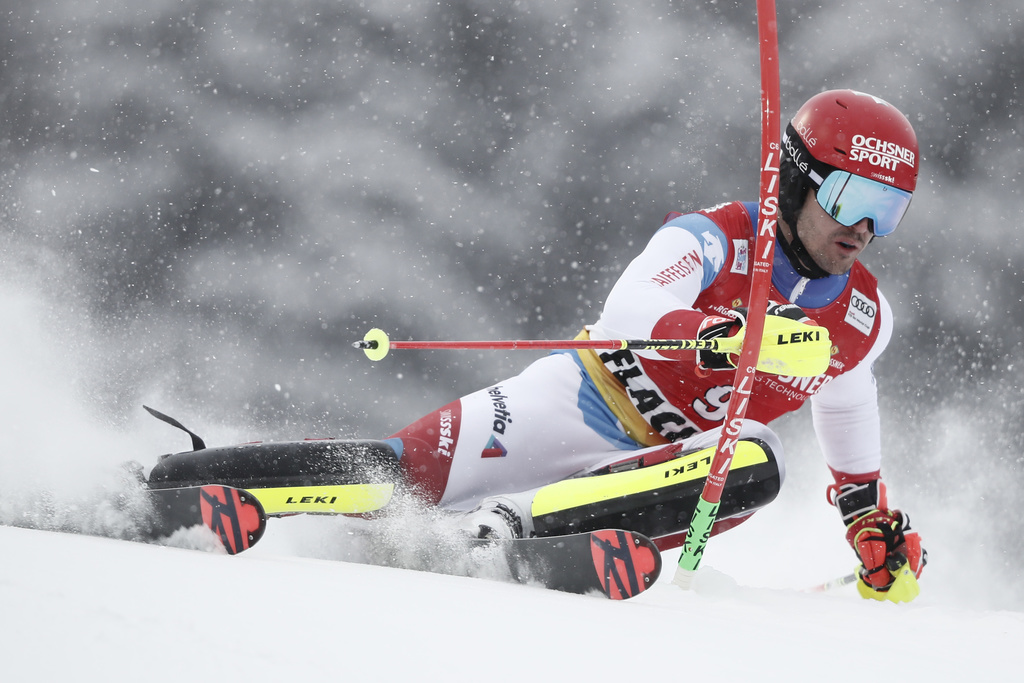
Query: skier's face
795 191 873 275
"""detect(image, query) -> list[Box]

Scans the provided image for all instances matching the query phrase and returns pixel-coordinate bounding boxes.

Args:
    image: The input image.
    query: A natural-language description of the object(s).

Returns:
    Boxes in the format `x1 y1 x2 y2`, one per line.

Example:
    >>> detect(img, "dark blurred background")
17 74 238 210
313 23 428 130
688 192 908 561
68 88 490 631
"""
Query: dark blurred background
2 0 1022 600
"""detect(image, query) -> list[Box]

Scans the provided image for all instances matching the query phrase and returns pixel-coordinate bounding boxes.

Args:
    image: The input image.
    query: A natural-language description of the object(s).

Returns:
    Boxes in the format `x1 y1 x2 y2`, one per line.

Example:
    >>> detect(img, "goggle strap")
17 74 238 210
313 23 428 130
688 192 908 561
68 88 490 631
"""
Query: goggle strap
783 124 838 189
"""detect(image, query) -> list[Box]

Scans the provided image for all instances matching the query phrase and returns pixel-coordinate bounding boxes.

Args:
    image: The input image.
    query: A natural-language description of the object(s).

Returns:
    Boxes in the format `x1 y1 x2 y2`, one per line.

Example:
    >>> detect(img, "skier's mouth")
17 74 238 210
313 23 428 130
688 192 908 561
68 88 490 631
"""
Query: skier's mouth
835 235 863 253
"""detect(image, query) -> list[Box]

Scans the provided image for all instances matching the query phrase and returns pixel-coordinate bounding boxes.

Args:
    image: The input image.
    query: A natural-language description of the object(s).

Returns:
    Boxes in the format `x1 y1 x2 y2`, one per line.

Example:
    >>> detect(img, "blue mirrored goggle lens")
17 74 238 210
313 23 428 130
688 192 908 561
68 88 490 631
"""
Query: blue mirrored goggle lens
816 171 912 236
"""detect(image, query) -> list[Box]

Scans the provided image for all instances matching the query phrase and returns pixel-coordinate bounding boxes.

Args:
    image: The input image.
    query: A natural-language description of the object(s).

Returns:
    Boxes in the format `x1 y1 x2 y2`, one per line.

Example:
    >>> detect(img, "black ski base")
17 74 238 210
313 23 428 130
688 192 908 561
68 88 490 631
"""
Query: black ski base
144 485 267 555
473 529 662 600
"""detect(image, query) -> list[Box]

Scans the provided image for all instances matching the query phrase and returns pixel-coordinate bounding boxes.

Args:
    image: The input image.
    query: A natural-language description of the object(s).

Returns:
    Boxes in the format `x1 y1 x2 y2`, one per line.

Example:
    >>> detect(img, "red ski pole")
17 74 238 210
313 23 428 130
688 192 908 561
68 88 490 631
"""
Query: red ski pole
673 0 782 588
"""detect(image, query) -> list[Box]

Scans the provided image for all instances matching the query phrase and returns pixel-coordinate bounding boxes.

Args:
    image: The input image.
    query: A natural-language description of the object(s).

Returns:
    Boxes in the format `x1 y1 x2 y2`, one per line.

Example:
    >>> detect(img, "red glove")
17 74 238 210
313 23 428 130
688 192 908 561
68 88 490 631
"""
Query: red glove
694 309 746 371
828 477 927 596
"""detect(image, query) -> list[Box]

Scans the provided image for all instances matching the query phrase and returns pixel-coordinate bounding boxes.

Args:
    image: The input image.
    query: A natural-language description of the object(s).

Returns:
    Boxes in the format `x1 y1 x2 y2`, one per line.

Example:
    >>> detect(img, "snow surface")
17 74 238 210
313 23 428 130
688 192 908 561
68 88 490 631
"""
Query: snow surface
3 503 1021 681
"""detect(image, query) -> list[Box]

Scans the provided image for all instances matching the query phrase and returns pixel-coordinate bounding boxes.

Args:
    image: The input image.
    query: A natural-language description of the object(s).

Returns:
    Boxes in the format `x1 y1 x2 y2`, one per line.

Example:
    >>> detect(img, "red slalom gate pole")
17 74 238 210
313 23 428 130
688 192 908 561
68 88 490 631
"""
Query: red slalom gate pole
673 0 782 588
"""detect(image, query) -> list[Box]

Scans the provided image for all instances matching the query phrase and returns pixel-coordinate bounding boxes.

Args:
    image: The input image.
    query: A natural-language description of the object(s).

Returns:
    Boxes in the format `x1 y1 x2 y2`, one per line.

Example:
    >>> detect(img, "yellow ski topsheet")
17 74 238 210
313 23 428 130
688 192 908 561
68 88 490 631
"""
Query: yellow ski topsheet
531 441 770 518
250 483 394 515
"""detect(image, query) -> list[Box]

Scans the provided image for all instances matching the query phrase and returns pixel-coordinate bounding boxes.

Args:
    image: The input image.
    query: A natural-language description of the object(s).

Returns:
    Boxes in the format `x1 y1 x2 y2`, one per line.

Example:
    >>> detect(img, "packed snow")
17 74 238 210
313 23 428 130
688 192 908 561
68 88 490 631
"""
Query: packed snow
3 502 1021 681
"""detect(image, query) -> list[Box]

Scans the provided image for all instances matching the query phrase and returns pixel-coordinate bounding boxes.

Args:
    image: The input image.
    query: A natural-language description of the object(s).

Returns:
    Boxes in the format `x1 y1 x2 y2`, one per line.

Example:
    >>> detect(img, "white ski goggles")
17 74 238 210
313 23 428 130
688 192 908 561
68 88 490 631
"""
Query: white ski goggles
815 171 912 237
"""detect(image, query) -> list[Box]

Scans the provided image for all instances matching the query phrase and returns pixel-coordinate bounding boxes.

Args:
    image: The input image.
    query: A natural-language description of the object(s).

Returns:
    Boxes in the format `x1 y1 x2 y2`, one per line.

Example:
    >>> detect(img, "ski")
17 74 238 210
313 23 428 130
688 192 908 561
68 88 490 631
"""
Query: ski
138 406 658 587
144 485 267 555
470 529 662 599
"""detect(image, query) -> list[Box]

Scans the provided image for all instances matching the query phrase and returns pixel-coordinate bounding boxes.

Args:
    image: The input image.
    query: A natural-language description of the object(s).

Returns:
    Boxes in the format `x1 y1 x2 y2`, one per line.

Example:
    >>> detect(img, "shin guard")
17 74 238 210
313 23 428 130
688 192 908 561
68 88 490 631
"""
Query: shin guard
529 439 781 548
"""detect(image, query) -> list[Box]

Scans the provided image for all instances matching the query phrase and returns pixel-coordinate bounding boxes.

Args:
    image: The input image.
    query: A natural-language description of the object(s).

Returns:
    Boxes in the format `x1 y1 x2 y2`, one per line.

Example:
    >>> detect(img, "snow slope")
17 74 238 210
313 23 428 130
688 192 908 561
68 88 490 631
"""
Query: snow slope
3 506 1020 682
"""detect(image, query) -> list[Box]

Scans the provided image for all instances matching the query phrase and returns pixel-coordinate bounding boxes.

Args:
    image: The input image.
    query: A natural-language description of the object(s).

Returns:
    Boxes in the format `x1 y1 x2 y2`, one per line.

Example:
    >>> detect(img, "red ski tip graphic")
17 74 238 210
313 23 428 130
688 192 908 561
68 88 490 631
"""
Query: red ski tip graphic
589 530 662 600
198 485 266 555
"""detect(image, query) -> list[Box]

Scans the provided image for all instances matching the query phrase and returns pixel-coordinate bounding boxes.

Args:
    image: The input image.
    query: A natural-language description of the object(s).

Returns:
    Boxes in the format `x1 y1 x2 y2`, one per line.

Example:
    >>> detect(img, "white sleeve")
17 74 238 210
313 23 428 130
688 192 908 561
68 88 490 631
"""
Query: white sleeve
590 218 724 358
810 290 893 476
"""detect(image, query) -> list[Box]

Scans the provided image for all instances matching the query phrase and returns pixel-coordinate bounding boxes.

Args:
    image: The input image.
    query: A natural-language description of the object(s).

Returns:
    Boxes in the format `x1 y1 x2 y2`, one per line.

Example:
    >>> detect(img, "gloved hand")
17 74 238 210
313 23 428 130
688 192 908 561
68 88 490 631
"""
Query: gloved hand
694 308 746 371
696 301 813 373
828 478 927 602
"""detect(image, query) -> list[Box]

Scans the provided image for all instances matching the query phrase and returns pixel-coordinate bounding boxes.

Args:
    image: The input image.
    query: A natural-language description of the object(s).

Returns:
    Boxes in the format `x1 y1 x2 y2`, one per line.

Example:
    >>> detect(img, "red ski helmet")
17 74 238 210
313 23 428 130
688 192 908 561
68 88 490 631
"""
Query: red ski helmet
788 89 918 193
778 90 919 280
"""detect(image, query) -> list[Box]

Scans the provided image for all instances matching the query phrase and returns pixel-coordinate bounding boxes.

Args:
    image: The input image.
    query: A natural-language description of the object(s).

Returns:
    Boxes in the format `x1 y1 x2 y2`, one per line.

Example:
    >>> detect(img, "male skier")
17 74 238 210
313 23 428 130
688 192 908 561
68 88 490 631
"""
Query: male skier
384 89 927 599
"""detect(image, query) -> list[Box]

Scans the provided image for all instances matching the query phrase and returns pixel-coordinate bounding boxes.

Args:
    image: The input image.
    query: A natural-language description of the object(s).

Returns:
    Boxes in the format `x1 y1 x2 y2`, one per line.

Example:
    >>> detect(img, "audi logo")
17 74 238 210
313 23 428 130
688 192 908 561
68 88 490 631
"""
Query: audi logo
851 295 876 317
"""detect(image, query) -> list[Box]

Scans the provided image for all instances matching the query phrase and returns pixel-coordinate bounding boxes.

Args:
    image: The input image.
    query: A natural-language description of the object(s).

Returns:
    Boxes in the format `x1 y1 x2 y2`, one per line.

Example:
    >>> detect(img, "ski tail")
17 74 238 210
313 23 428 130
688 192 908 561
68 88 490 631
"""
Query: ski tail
147 485 267 555
492 529 662 599
590 529 662 600
197 485 266 554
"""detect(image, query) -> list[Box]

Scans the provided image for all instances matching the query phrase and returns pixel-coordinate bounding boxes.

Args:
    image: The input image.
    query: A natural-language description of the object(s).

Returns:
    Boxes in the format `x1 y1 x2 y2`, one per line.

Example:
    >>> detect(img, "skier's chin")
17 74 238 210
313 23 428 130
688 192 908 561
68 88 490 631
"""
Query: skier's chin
812 251 857 276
